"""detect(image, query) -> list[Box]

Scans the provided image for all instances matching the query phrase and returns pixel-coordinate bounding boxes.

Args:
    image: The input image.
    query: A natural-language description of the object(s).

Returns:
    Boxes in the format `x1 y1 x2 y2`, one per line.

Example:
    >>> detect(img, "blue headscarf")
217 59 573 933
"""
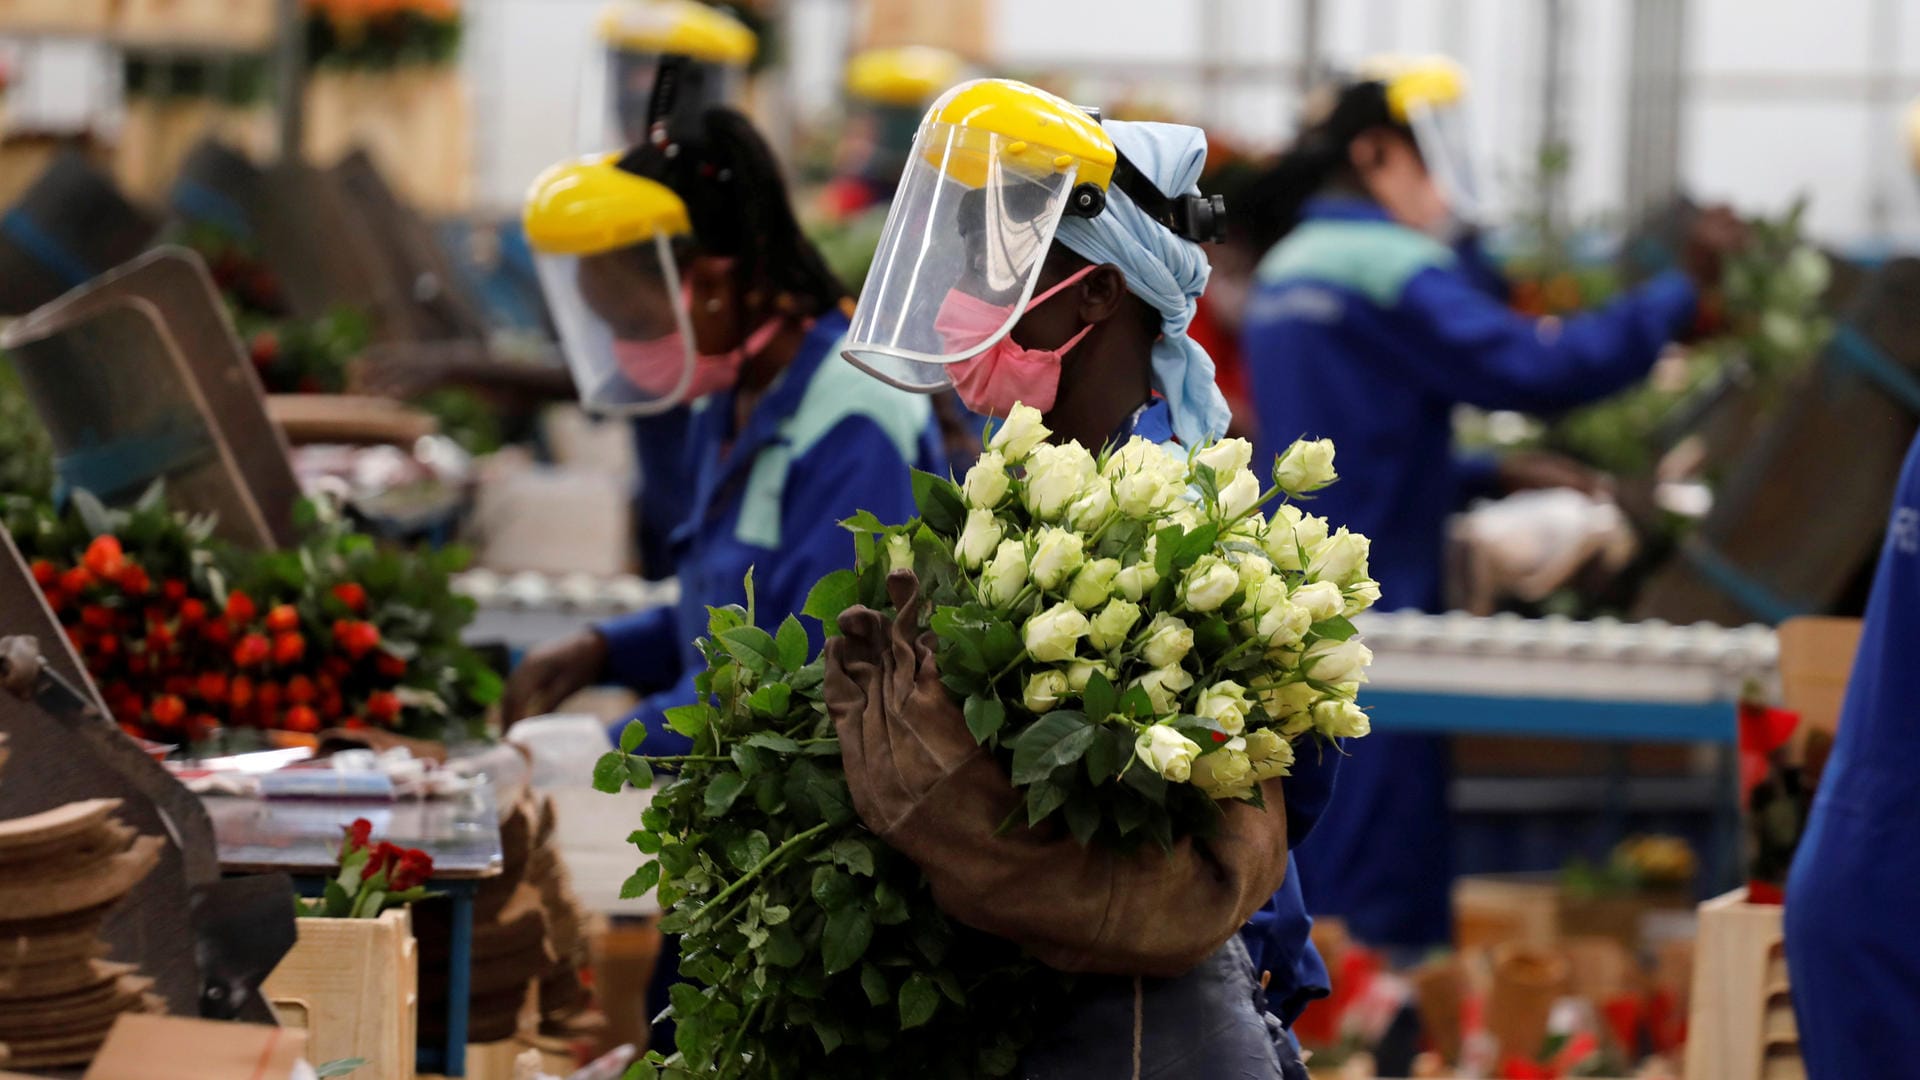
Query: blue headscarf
1054 120 1231 446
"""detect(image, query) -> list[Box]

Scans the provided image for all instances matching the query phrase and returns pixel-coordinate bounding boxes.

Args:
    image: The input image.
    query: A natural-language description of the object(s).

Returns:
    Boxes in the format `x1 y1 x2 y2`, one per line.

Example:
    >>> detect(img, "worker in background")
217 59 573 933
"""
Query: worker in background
817 45 966 224
577 0 756 153
841 78 1331 1077
1783 101 1920 1080
1239 57 1747 953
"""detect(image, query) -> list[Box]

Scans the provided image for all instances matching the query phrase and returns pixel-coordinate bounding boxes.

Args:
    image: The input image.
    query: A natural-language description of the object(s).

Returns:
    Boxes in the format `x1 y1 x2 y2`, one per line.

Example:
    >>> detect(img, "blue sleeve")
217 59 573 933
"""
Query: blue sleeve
1451 230 1512 303
1377 267 1699 413
1454 450 1503 505
609 669 701 756
1283 736 1342 850
596 606 685 695
630 407 696 581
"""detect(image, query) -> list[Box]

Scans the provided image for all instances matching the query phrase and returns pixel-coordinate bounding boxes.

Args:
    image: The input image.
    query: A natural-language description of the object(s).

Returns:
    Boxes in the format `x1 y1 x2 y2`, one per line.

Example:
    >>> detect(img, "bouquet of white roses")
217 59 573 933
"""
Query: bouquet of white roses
803 403 1379 848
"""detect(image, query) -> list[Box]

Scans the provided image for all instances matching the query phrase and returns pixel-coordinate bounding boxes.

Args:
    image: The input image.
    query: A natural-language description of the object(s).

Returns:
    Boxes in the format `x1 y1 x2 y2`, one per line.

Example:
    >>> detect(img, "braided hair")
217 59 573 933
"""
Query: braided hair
1242 78 1409 254
616 106 849 319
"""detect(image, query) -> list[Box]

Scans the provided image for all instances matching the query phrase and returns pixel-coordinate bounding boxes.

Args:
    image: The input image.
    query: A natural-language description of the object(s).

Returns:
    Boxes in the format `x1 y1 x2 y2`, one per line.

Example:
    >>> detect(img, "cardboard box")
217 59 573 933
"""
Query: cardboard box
263 908 418 1080
82 1014 306 1079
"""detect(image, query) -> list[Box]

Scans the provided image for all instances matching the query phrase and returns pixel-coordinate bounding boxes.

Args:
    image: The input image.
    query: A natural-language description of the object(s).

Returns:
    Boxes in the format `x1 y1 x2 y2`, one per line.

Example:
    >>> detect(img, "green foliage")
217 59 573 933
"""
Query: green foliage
0 359 53 503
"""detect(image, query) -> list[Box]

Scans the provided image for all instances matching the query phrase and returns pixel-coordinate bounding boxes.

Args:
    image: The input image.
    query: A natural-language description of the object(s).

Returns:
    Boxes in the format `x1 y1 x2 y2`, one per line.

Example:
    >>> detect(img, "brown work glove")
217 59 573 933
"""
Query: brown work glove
824 570 1291 978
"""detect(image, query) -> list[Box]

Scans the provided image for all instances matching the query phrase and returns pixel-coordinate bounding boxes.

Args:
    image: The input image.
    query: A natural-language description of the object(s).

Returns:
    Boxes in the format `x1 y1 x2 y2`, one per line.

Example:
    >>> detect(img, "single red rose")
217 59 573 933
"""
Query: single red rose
197 671 229 702
228 675 255 711
93 634 119 658
285 675 317 705
250 330 280 365
374 652 407 679
116 564 150 596
59 567 92 595
188 714 221 740
83 535 125 578
391 848 434 890
146 623 174 650
282 705 320 733
266 604 300 634
29 560 57 587
178 598 208 626
343 716 369 730
41 587 69 612
257 681 285 712
319 692 344 720
233 633 271 668
322 656 351 680
201 619 232 646
225 590 257 627
272 632 306 666
331 582 368 613
344 818 373 852
150 694 186 727
163 675 192 697
80 605 115 631
339 621 381 659
365 690 401 723
368 841 404 879
162 579 188 602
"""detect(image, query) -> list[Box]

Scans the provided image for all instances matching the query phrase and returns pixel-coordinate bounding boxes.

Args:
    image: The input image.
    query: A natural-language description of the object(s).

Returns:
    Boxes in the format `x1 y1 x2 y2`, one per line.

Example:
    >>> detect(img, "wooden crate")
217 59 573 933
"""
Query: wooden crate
264 907 419 1080
304 67 471 216
1777 616 1862 737
1685 888 1803 1080
116 0 274 51
0 0 115 33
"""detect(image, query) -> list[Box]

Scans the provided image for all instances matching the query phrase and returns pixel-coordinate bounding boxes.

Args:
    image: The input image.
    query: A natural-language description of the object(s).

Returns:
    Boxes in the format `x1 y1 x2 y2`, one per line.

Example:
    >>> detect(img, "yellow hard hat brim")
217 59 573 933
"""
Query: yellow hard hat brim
846 46 965 107
523 155 692 256
596 0 756 66
1362 54 1468 123
919 78 1117 191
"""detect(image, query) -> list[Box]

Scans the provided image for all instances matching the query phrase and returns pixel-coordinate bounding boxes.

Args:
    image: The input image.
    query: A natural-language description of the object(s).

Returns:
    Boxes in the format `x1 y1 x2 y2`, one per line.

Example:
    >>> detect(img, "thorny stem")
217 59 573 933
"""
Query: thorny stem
695 822 833 922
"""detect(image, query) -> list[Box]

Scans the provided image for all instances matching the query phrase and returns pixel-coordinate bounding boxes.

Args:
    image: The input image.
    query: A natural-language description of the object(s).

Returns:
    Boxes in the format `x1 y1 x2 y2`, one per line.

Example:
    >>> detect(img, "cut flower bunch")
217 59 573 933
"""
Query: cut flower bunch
813 403 1379 847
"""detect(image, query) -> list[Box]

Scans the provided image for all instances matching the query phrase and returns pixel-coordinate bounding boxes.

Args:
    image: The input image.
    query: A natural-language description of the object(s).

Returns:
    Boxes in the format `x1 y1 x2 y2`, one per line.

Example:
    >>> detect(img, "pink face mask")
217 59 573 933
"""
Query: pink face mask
613 317 787 402
934 265 1096 416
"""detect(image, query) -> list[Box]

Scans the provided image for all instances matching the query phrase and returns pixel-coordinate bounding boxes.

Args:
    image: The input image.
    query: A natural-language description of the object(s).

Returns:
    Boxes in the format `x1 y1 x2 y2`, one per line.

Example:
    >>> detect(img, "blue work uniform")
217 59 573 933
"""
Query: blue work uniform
1785 432 1920 1078
1122 399 1336 1032
597 310 943 751
1240 196 1701 948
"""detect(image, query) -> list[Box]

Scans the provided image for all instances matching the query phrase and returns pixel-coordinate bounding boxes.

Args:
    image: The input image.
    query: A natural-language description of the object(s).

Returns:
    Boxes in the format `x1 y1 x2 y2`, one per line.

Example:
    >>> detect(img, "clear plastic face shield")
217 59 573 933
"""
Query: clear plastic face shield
536 232 700 415
842 122 1085 392
1401 97 1480 225
576 48 744 152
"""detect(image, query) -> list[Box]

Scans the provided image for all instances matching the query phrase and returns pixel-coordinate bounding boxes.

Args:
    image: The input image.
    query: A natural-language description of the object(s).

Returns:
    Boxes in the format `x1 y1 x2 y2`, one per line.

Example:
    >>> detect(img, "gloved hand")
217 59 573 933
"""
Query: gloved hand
500 629 608 729
826 570 1293 978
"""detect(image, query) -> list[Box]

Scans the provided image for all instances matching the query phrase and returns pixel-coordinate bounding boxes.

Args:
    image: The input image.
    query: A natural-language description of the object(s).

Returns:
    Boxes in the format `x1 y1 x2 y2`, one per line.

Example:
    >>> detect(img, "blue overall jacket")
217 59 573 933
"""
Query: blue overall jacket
1240 196 1701 948
1786 431 1920 1078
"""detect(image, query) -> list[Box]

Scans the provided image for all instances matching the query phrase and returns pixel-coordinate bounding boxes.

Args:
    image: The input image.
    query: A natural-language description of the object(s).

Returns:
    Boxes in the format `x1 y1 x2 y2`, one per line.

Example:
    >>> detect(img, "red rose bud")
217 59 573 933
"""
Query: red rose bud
319 692 344 720
162 579 188 602
59 567 92 595
341 621 380 659
365 690 401 723
257 681 285 712
30 560 56 587
93 634 119 658
41 587 68 612
249 331 280 365
80 605 115 631
83 535 125 578
285 675 316 705
391 849 434 890
330 582 367 613
374 652 407 679
344 818 373 852
150 694 186 727
233 633 270 668
163 675 192 697
178 598 207 626
200 619 232 646
228 675 255 710
197 672 229 702
146 623 174 650
272 632 306 666
265 604 300 634
116 564 150 596
282 705 320 733
188 714 220 740
225 591 256 627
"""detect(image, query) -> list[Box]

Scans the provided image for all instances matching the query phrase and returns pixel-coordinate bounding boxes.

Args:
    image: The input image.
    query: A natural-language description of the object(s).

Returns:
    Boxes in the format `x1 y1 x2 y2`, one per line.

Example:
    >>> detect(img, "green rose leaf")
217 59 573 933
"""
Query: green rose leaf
747 682 792 718
1025 780 1070 826
1082 670 1117 723
627 829 662 855
1009 711 1095 785
764 926 804 967
1118 685 1156 718
743 731 801 753
1084 727 1125 784
619 862 660 899
775 615 810 671
898 972 940 1030
840 509 889 534
703 772 748 817
813 1022 843 1054
830 837 876 877
812 866 855 908
706 604 746 638
726 830 771 872
719 626 781 675
1195 615 1234 657
664 704 710 739
1064 794 1100 846
861 963 890 1006
963 695 1006 743
591 751 627 794
626 756 655 790
803 569 859 636
618 719 646 754
1309 615 1359 641
821 904 875 974
909 469 967 535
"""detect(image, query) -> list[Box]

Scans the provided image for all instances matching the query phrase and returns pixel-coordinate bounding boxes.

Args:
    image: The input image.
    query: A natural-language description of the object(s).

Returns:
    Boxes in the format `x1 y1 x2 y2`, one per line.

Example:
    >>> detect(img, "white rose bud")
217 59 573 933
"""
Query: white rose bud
1274 437 1338 494
1343 579 1382 617
955 508 1004 570
1257 601 1313 649
1023 669 1070 714
1134 724 1201 783
1303 637 1373 685
1194 680 1252 736
1236 553 1274 591
1191 747 1256 800
1259 682 1320 726
1307 527 1370 586
1139 613 1195 668
1312 698 1372 739
1087 598 1142 652
980 538 1029 608
1244 728 1295 770
1193 437 1254 479
1029 527 1087 591
987 403 1050 462
1067 558 1122 611
1064 477 1117 532
1166 503 1205 535
1108 438 1184 518
1023 602 1090 663
1227 510 1268 546
1114 559 1161 602
1022 441 1098 522
1064 657 1116 694
962 450 1011 508
886 533 914 574
1263 504 1330 571
1218 469 1263 521
1291 580 1344 623
1181 554 1240 613
1132 664 1196 715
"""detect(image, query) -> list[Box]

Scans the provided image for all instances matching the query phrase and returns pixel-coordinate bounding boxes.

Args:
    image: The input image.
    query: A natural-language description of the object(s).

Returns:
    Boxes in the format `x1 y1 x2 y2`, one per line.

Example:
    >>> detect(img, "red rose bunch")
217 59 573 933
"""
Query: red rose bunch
299 817 437 918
